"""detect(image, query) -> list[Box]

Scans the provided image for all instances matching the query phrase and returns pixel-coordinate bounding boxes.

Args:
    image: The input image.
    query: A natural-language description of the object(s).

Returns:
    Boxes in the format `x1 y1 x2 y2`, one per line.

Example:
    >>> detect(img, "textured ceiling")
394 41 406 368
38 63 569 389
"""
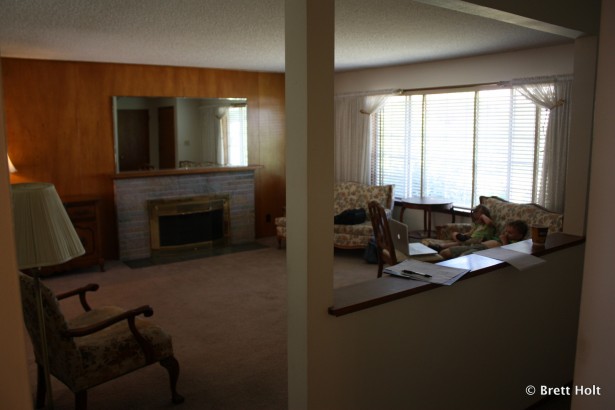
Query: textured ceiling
0 0 573 72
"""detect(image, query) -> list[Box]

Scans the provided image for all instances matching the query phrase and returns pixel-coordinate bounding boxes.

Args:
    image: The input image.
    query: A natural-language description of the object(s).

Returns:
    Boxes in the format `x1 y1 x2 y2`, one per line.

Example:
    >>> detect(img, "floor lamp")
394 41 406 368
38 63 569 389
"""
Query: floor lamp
12 182 85 410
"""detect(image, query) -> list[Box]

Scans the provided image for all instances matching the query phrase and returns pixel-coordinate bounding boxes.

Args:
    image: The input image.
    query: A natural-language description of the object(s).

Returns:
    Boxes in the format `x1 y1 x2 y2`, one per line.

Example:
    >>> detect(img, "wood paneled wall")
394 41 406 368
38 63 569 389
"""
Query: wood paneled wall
2 58 286 258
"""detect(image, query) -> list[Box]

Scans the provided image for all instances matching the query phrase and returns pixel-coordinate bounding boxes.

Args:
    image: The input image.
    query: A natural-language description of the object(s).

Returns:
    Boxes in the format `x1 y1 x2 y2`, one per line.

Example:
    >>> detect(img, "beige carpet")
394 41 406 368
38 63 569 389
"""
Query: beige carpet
24 237 377 410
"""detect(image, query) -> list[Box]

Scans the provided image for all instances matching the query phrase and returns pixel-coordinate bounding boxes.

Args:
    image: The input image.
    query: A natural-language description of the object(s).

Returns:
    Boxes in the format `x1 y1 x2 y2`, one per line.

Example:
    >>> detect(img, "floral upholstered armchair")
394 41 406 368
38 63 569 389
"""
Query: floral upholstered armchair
18 272 184 410
275 181 394 249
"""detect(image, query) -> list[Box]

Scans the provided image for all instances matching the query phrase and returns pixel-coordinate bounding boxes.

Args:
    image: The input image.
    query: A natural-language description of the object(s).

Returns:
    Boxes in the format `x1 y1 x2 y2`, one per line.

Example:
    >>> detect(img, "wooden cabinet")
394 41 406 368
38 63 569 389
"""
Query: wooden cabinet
49 197 105 273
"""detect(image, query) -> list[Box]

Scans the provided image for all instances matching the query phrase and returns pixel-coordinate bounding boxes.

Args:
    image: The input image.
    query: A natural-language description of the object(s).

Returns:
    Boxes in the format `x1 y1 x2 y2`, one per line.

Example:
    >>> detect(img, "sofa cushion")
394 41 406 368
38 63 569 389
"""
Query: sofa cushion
334 221 374 236
334 232 372 249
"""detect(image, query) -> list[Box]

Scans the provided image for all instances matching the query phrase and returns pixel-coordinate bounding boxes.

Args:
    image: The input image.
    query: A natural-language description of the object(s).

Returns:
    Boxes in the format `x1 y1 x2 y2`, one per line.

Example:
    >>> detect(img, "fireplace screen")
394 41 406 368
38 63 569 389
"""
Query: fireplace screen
148 195 230 251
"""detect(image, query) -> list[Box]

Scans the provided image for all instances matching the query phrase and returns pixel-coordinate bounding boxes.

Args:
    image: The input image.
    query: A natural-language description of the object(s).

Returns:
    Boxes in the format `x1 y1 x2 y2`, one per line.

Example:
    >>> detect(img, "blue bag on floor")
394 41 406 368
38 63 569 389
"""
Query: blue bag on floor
363 236 378 264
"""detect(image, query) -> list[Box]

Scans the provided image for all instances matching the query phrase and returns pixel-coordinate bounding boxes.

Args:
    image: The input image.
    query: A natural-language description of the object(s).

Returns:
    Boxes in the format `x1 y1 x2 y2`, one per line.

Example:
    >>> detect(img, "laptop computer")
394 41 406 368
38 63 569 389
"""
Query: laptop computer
389 219 438 257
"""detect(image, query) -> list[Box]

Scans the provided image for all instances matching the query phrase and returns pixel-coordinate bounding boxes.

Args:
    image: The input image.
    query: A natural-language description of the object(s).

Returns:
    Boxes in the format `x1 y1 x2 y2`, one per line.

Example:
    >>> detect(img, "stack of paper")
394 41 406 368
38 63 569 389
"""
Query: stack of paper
384 259 470 286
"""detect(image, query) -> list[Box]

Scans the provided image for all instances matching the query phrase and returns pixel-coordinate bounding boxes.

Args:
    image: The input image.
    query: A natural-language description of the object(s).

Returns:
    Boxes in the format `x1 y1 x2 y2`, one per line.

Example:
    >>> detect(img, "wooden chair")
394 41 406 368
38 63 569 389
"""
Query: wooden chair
18 272 184 410
368 201 399 278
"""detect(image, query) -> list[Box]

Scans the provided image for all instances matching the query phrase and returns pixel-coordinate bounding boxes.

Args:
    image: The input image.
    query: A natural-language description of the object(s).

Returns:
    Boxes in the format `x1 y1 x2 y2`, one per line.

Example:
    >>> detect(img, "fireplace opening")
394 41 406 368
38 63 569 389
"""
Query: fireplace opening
148 195 230 252
159 208 224 247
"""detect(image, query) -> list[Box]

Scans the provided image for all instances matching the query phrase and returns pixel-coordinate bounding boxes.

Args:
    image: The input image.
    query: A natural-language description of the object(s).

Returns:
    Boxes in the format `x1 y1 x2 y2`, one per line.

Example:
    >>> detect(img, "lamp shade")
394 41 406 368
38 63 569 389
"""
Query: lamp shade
8 155 17 173
12 182 85 269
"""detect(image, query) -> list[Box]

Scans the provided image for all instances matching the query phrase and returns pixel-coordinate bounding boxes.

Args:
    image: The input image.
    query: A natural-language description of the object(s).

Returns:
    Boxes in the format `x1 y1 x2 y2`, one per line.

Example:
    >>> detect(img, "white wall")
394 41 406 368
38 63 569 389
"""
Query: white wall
335 44 574 94
564 36 599 236
572 1 615 408
175 99 202 163
315 247 584 410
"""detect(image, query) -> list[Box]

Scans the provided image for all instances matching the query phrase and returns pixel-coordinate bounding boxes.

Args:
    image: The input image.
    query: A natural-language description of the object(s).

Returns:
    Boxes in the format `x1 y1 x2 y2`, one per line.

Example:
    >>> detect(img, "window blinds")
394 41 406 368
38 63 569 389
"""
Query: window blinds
372 87 549 208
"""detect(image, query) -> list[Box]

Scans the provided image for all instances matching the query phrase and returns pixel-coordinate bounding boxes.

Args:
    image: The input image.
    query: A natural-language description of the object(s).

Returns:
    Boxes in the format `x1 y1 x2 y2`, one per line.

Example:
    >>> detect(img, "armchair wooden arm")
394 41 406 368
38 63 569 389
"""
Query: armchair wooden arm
64 305 153 337
56 283 100 312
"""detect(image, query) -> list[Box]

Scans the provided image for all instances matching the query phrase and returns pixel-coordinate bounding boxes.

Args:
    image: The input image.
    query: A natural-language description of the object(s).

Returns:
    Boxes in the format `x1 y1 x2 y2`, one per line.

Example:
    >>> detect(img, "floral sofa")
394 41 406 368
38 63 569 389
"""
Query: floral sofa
425 195 563 247
275 181 394 249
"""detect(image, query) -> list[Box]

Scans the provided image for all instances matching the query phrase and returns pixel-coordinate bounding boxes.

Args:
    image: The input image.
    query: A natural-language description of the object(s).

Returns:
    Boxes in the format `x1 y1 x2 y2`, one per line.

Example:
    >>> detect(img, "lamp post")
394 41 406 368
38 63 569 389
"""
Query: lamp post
12 182 85 409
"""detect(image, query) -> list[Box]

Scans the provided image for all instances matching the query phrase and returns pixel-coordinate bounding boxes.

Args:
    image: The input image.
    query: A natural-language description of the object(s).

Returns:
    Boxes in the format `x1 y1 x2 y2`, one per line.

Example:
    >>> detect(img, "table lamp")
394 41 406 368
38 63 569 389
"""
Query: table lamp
12 182 85 409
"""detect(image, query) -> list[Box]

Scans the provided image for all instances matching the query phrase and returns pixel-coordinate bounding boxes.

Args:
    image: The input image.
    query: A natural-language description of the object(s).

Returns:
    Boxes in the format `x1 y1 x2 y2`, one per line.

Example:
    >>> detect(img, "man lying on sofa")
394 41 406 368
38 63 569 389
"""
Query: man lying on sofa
439 219 529 259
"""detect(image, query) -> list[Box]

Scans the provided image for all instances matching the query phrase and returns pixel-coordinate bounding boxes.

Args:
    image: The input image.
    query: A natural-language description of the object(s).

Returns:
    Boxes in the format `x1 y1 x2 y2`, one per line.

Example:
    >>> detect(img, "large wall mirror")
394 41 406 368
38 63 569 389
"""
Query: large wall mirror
113 96 248 172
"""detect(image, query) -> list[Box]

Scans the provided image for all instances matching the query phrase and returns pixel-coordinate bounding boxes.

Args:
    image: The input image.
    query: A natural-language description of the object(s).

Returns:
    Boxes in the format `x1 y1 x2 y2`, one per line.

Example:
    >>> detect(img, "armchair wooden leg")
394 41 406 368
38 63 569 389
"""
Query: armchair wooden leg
160 356 184 404
75 390 87 410
35 364 46 409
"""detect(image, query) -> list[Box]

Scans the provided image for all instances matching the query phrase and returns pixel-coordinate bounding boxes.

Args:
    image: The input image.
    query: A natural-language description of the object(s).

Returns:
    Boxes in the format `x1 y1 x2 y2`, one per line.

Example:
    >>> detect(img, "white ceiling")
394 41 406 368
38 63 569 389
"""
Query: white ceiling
0 0 575 73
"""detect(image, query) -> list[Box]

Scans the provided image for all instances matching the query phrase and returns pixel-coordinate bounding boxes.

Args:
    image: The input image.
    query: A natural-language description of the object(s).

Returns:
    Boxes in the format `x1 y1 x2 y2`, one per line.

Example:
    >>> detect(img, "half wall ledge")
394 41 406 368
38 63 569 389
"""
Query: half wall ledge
329 232 585 317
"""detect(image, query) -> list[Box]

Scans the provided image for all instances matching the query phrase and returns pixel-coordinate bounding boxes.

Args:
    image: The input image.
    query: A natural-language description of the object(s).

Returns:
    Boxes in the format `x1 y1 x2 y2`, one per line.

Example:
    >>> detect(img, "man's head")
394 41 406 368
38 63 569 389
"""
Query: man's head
504 220 529 241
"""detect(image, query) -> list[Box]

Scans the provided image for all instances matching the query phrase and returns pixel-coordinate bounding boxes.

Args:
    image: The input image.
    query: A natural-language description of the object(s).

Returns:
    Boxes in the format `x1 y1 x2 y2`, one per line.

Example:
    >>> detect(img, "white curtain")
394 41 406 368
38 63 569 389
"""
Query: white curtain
200 106 230 165
215 106 229 165
514 75 572 212
334 91 397 183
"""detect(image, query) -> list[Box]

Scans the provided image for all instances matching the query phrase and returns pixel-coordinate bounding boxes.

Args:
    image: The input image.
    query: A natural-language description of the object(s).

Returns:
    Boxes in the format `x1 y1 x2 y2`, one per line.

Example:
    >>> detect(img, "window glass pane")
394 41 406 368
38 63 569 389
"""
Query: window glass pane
227 106 248 165
423 92 475 207
508 91 538 203
373 95 409 196
408 95 423 198
475 88 513 204
371 85 550 208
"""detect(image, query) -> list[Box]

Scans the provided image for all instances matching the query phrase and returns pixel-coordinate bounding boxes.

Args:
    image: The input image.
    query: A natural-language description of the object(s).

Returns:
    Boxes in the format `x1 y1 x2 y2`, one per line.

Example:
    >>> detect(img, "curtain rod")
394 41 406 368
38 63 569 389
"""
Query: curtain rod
401 74 572 93
334 89 402 98
401 81 506 93
337 74 572 97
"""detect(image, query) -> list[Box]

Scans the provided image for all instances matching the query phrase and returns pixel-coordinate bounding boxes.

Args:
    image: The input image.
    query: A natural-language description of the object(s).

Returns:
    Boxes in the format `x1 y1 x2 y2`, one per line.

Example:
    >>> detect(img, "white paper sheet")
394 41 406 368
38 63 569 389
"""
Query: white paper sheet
383 258 470 285
474 247 545 271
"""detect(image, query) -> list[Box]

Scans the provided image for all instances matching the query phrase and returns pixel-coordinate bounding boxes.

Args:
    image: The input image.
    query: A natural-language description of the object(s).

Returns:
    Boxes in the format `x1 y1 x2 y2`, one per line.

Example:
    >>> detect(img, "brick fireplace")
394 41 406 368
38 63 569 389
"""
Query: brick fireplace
114 170 255 261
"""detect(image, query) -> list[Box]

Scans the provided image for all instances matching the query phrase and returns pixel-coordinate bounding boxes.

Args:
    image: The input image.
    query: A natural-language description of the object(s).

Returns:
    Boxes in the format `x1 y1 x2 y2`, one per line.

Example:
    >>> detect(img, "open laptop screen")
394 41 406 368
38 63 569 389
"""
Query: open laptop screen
389 219 437 256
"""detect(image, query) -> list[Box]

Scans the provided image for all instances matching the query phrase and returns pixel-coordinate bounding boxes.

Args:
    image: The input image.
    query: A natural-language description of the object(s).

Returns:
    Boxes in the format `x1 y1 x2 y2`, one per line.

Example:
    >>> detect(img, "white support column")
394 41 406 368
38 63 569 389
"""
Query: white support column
285 0 335 408
563 35 598 236
573 1 615 409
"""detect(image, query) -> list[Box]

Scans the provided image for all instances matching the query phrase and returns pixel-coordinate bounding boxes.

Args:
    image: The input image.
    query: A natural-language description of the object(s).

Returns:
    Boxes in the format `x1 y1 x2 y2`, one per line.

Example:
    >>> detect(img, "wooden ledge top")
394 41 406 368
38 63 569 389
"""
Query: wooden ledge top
113 165 262 179
329 232 585 317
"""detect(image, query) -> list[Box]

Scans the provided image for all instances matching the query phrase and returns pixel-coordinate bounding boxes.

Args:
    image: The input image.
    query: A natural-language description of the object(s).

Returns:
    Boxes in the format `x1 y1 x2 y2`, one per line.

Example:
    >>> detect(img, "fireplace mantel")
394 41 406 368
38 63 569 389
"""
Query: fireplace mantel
113 165 261 180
